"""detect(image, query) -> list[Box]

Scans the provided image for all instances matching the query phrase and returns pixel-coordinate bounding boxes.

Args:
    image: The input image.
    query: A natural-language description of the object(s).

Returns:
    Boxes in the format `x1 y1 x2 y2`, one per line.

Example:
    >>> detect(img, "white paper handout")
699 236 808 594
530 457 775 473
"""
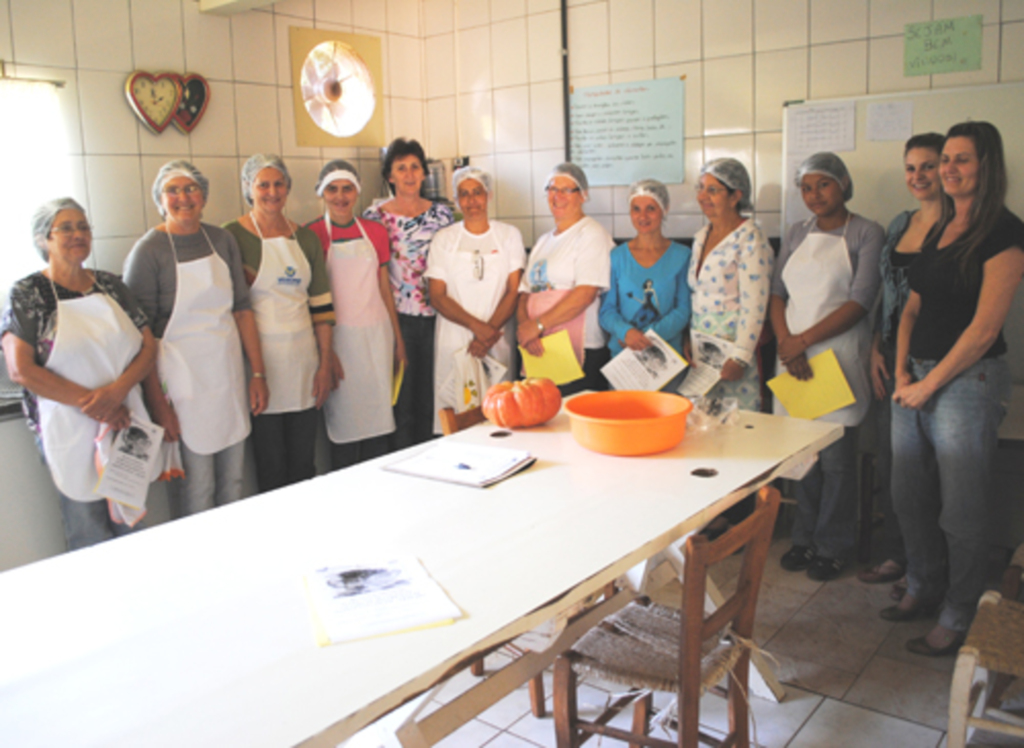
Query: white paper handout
601 329 688 391
438 349 507 413
678 331 741 399
95 415 165 510
305 557 462 646
384 442 536 488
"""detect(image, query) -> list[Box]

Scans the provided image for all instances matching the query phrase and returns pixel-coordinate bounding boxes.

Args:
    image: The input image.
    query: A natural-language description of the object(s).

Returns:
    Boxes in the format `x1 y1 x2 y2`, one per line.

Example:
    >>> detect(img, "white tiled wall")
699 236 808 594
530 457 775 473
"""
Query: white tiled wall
7 0 1024 260
424 0 1024 240
2 0 420 273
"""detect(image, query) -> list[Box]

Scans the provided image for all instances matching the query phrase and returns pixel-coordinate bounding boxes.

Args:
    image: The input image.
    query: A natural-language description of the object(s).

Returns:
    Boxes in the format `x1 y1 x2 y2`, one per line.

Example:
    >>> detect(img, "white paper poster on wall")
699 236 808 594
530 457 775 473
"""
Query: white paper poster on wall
783 101 856 227
569 78 685 187
867 101 913 142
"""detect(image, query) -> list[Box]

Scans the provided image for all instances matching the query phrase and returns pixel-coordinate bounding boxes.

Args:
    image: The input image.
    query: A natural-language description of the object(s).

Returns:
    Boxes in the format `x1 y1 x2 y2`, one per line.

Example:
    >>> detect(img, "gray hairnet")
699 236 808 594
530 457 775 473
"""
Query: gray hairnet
241 154 292 206
700 158 753 212
545 162 589 200
452 166 492 197
628 179 669 214
316 159 361 196
31 197 87 261
151 160 210 217
796 152 853 201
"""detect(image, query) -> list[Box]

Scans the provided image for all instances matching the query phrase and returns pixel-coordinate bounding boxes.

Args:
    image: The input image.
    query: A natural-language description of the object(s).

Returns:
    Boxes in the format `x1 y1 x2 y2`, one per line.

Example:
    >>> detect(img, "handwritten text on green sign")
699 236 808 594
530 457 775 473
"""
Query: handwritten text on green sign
904 15 982 76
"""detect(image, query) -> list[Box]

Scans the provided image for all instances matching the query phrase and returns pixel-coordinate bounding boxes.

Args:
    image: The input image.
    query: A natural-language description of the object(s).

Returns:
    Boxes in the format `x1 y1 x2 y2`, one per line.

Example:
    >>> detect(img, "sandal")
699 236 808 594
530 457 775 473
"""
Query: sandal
889 576 908 602
857 560 905 585
879 595 940 622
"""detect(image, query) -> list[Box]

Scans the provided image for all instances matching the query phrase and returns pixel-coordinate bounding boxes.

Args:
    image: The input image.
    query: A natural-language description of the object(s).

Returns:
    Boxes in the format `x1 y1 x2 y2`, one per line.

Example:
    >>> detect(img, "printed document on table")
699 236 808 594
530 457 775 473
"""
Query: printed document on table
304 557 462 646
678 331 741 398
95 415 165 509
601 329 687 391
384 441 536 488
519 329 584 385
767 348 855 420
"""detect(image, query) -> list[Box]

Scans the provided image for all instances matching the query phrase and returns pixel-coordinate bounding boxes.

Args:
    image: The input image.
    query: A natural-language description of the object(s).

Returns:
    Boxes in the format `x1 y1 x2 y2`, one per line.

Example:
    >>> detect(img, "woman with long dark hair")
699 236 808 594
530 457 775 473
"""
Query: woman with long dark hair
884 122 1024 656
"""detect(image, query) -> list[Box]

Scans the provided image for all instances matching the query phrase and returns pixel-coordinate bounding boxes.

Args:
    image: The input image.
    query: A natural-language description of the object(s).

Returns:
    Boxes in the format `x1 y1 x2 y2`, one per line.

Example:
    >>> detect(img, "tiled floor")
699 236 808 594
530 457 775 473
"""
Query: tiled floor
348 537 1024 748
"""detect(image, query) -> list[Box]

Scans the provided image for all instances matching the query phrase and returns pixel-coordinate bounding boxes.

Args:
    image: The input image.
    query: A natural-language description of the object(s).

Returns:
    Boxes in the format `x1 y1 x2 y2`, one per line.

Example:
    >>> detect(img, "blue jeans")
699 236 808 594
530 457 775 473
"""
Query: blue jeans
892 357 1010 632
393 314 436 450
35 435 139 550
792 426 858 560
874 347 906 566
167 438 246 519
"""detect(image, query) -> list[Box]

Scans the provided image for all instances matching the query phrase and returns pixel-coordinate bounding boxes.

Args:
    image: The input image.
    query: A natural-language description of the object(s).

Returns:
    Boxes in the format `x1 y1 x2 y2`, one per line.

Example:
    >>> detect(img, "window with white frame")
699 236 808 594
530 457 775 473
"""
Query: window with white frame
0 76 74 305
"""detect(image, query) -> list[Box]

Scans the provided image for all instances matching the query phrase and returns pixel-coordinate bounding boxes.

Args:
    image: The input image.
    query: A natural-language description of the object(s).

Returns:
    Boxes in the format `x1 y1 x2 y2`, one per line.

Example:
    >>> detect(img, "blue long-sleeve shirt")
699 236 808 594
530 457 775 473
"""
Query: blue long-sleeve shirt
599 241 692 356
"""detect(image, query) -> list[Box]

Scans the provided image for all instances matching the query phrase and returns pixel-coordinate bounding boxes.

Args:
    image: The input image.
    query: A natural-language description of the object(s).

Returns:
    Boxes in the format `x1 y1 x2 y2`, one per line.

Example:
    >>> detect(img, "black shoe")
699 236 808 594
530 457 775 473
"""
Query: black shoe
807 556 844 581
780 545 815 571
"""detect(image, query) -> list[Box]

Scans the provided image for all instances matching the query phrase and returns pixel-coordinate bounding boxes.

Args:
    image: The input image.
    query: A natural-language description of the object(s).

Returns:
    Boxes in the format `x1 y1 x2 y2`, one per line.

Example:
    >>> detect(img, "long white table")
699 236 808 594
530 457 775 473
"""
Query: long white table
0 408 840 747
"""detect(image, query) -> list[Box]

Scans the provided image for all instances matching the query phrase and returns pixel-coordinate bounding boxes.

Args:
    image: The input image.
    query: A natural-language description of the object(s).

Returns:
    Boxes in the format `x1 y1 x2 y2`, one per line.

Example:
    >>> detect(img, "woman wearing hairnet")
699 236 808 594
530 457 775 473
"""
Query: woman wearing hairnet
225 155 337 492
2 198 156 549
307 159 403 469
770 152 884 581
517 163 615 395
124 160 268 518
688 159 774 409
426 166 526 432
599 179 690 375
364 138 454 449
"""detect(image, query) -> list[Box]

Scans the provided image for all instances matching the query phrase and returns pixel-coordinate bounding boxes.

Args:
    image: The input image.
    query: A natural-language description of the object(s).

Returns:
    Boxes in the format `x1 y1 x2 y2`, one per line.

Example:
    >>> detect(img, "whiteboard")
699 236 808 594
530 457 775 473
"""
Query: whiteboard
782 82 1024 381
569 78 685 187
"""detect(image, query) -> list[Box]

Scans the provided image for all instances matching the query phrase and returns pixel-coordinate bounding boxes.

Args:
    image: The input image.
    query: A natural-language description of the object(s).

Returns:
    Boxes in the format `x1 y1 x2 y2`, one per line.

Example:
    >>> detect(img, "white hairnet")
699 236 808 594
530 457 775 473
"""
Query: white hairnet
628 179 669 214
152 160 209 217
241 154 292 206
31 197 87 261
700 158 753 212
452 166 492 197
545 162 589 200
316 159 361 196
796 152 853 201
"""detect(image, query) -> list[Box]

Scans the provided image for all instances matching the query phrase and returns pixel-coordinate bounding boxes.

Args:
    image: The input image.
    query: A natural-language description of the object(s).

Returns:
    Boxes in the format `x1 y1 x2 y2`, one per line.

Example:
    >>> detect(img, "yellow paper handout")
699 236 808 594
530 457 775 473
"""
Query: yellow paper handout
518 329 585 386
768 348 856 420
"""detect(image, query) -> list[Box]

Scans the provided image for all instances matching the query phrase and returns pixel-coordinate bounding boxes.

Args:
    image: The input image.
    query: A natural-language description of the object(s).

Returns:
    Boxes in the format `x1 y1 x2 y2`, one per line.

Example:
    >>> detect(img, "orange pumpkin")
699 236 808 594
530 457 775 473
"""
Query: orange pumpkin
482 378 562 429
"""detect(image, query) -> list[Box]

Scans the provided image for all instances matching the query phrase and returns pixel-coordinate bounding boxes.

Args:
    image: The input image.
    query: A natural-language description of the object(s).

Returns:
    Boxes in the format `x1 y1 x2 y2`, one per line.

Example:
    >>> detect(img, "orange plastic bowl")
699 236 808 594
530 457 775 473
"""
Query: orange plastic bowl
563 391 693 456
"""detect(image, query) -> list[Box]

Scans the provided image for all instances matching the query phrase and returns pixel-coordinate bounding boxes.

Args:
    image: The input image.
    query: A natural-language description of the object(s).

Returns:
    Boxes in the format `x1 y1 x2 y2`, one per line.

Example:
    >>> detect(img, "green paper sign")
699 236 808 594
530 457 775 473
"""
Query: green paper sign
905 15 983 76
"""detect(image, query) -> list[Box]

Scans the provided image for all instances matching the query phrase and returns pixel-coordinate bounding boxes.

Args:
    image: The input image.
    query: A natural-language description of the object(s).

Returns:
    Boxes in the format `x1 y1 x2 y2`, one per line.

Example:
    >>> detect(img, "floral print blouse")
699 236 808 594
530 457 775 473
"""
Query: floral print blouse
363 201 454 316
687 218 774 365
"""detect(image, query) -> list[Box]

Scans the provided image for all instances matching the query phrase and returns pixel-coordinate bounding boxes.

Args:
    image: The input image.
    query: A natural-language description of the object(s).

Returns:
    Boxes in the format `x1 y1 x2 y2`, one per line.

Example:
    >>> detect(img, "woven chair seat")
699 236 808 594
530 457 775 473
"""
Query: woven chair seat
567 600 745 695
963 596 1024 677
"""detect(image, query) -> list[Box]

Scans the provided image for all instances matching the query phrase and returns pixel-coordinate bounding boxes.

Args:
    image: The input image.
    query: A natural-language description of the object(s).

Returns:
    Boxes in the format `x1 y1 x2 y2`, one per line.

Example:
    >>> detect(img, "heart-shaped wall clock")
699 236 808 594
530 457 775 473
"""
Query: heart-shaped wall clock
125 72 183 133
172 74 211 133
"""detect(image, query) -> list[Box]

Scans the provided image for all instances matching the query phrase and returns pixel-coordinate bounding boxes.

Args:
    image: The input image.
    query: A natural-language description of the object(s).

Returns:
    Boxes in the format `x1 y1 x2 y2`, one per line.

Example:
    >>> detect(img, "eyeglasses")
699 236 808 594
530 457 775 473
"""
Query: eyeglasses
163 184 202 197
51 222 92 236
473 252 484 281
545 186 581 196
697 184 729 197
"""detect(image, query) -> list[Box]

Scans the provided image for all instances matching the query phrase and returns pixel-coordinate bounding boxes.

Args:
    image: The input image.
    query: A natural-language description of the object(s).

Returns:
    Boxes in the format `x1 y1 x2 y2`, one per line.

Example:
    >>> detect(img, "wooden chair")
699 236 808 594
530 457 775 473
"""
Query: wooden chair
438 406 486 437
947 543 1024 748
438 404 548 717
552 486 781 748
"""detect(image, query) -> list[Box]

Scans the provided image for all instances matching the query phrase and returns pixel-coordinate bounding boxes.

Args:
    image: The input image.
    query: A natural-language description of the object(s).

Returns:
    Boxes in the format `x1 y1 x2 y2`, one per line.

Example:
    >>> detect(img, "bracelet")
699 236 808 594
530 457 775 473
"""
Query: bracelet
535 319 545 333
252 372 266 379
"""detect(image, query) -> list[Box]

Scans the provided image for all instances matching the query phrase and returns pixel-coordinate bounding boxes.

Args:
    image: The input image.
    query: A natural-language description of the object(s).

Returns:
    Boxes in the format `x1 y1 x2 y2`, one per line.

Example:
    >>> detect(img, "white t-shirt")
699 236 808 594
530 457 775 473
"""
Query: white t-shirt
520 216 614 348
426 221 526 320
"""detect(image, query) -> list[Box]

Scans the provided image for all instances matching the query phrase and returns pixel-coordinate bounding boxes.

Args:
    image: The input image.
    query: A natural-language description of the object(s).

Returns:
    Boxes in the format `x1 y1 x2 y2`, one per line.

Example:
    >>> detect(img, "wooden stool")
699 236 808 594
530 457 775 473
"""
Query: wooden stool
947 590 1024 748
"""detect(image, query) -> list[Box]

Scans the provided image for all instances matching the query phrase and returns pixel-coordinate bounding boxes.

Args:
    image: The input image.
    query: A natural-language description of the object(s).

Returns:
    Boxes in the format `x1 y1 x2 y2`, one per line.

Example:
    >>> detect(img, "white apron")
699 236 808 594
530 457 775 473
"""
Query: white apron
774 218 871 426
433 225 515 433
37 281 148 502
323 216 395 443
159 230 250 455
248 216 319 414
